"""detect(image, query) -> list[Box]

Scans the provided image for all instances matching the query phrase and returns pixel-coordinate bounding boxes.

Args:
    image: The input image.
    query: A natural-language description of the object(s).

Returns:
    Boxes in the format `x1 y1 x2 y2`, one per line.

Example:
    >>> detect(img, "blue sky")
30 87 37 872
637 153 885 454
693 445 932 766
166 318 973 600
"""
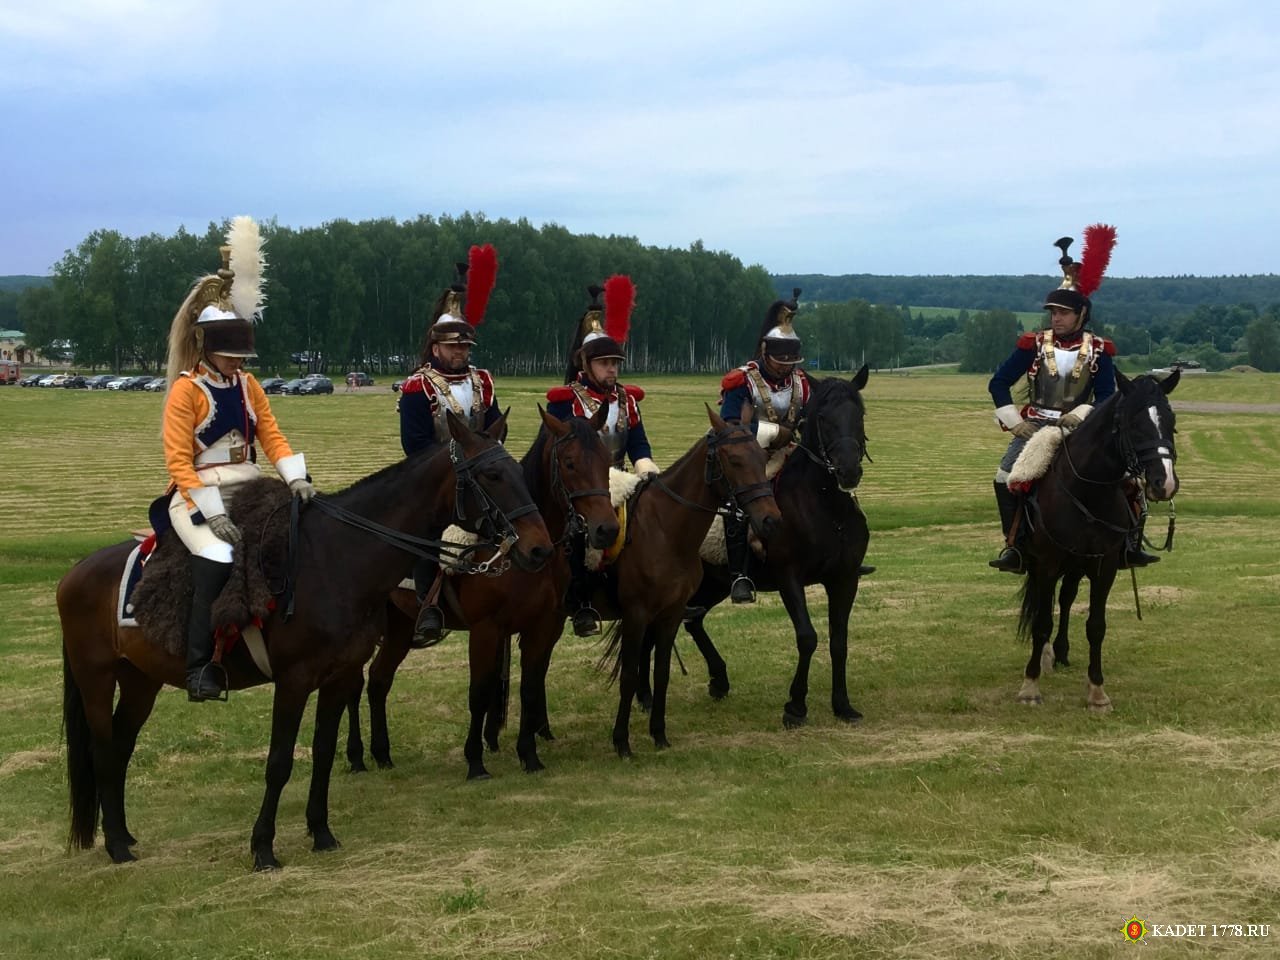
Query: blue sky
2 0 1278 278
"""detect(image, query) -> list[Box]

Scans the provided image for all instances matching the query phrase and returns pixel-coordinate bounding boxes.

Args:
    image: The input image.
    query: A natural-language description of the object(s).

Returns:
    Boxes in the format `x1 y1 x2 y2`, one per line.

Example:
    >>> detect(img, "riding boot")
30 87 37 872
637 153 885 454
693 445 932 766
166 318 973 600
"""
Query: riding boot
186 556 232 702
1122 516 1161 568
858 563 876 576
411 558 444 649
565 536 601 637
725 511 756 603
988 480 1025 574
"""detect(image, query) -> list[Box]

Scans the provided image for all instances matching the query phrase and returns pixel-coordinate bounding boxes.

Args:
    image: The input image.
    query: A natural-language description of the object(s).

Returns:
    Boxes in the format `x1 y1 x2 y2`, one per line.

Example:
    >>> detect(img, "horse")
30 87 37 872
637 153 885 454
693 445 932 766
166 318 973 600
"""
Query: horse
674 368 873 727
59 411 554 870
344 405 618 780
601 406 783 757
1014 370 1180 710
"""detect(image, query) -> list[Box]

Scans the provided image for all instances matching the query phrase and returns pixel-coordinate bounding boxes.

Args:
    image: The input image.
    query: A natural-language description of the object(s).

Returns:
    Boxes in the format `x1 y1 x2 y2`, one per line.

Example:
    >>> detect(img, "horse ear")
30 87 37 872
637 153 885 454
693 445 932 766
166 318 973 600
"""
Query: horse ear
588 399 610 431
851 363 869 391
539 404 569 436
445 409 471 446
738 398 755 425
1116 370 1133 395
707 403 728 432
1159 368 1181 395
484 408 510 443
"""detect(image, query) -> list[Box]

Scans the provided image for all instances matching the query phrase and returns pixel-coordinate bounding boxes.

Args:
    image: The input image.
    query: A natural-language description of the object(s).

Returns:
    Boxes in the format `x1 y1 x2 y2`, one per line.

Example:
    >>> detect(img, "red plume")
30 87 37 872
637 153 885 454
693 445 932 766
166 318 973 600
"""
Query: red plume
603 274 635 345
1076 224 1117 298
464 244 498 326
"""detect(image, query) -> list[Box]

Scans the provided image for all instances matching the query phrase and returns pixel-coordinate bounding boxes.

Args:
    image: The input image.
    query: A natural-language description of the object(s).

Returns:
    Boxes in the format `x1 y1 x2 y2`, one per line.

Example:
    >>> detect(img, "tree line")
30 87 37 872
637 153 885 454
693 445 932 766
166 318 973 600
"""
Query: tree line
4 217 1280 374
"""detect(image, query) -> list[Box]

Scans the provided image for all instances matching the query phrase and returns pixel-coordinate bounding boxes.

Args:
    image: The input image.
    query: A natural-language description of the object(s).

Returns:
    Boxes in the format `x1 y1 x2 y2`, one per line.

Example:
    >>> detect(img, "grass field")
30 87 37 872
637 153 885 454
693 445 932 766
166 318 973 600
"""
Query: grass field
2 371 1279 959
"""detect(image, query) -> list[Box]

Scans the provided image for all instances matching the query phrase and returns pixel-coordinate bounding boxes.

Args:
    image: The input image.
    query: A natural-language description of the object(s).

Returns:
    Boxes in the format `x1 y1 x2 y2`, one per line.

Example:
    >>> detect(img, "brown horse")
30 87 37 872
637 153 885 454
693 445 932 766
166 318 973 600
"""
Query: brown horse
59 412 553 870
345 405 618 780
602 406 782 757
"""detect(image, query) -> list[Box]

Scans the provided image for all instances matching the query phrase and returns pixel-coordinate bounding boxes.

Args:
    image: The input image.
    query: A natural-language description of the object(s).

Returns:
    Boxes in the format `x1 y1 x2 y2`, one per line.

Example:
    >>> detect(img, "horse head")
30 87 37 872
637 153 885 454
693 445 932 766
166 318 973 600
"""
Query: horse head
537 405 620 550
445 409 555 571
706 405 782 541
1115 370 1180 501
801 365 870 491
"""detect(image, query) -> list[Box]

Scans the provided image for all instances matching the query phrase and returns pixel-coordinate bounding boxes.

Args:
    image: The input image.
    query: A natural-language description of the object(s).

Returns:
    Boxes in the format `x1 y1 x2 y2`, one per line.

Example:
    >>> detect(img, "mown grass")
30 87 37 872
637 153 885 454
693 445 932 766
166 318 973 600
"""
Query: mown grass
1 372 1278 959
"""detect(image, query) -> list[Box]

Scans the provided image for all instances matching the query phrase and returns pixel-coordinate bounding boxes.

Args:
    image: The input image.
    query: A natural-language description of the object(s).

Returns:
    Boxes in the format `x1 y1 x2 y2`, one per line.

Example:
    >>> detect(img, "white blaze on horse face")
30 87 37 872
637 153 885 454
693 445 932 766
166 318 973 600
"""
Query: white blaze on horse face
1147 405 1179 498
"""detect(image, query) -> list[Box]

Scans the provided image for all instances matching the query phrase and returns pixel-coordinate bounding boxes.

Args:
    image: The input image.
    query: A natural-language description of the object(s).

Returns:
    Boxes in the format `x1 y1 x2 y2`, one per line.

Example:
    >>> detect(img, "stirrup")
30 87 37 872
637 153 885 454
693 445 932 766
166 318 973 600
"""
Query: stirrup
988 546 1024 574
571 605 602 638
186 662 228 703
729 575 756 604
411 605 445 649
1122 549 1160 569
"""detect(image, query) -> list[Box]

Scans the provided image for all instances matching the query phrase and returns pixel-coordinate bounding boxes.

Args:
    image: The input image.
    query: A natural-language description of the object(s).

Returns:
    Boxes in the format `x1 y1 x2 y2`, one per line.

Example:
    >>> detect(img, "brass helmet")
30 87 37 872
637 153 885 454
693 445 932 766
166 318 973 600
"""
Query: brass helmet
755 288 803 363
1043 225 1117 327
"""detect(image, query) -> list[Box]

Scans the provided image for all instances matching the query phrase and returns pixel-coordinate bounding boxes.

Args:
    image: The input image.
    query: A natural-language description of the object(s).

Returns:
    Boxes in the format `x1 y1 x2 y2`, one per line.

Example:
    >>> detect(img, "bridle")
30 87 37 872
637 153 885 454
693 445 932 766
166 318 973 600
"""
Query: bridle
448 439 540 562
794 403 872 477
646 423 774 516
547 428 610 546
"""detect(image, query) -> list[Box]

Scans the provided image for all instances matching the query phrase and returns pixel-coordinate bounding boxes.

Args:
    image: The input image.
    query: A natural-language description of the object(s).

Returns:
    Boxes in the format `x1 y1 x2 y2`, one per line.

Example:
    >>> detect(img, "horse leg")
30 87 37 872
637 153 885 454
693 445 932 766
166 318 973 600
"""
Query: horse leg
1052 572 1082 670
344 668 368 773
683 578 731 700
1019 573 1057 705
110 660 163 849
649 611 685 750
79 663 135 863
368 610 413 769
250 678 311 871
779 578 819 728
483 634 512 753
825 577 863 724
612 614 648 759
464 627 501 780
635 631 655 714
306 668 362 852
516 615 561 773
1084 569 1116 713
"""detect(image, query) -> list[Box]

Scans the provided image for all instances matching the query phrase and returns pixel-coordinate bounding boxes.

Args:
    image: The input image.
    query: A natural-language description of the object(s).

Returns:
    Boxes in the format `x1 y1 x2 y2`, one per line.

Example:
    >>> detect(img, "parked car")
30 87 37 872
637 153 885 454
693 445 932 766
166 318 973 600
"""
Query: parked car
280 378 308 395
260 376 287 394
1170 358 1203 370
85 374 118 389
19 373 44 387
41 373 72 387
345 371 374 387
63 375 89 389
298 375 334 395
105 376 132 390
143 377 167 392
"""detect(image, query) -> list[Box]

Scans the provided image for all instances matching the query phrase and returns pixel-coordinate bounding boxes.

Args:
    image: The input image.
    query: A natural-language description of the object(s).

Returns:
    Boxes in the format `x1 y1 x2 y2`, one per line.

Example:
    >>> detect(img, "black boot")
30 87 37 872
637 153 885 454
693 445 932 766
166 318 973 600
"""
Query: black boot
186 557 232 702
410 558 444 648
725 511 756 604
1122 519 1160 568
988 480 1025 574
564 535 601 636
858 564 876 576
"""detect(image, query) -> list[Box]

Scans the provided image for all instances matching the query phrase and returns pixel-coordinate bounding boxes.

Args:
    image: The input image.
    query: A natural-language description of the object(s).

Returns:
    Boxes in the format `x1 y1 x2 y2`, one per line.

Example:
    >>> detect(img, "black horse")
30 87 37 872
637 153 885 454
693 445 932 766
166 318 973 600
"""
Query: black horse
678 368 872 728
1014 370 1180 709
59 412 554 870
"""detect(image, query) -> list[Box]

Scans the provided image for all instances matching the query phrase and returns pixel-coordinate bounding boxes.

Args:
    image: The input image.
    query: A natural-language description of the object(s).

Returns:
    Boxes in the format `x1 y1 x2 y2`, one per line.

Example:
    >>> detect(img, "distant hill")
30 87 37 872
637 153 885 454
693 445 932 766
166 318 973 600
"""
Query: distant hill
0 275 52 293
772 274 1280 324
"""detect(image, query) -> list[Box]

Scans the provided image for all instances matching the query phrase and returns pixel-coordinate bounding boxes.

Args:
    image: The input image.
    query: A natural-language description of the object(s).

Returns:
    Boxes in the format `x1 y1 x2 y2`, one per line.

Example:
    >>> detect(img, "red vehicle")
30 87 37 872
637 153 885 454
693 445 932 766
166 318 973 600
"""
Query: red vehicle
0 359 20 385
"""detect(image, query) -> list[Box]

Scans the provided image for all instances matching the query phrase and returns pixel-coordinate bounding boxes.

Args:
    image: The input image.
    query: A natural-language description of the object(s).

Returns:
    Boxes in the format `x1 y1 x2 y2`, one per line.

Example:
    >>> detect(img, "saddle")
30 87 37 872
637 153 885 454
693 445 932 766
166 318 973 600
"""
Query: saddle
130 478 293 658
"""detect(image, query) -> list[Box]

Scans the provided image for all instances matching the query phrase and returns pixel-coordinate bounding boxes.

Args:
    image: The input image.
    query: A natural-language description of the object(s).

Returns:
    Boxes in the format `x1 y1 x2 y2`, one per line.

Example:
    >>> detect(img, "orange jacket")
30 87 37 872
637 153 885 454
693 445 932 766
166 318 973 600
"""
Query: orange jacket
163 366 295 509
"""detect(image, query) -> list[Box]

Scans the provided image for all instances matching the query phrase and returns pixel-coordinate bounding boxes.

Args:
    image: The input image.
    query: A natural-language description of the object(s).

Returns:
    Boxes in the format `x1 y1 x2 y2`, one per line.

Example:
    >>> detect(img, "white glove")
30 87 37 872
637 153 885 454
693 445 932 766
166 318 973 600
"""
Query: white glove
1058 413 1083 432
289 478 316 502
632 457 660 477
207 514 242 545
1010 420 1038 441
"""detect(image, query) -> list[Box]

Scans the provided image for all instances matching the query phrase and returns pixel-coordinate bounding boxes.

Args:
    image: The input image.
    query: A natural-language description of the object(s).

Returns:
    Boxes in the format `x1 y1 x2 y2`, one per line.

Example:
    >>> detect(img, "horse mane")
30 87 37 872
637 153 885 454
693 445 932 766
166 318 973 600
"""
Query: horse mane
330 446 444 506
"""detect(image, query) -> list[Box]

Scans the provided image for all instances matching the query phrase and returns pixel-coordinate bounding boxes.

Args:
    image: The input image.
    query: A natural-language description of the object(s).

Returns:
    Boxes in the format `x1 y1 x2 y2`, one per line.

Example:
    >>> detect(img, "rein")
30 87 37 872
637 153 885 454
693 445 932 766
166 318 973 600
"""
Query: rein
646 426 773 516
794 410 872 476
548 429 610 547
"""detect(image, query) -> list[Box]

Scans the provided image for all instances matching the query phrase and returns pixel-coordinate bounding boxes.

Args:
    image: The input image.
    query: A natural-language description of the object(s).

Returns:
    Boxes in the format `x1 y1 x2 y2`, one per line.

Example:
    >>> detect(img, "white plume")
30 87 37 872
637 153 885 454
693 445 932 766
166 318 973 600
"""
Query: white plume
226 215 266 321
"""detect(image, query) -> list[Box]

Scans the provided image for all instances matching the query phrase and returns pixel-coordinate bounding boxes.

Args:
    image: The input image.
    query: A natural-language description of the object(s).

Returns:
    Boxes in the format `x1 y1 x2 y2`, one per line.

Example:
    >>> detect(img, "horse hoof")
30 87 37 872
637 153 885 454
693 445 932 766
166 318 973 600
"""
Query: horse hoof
348 761 369 774
311 832 341 853
485 738 500 753
467 768 492 781
536 726 556 742
835 707 863 725
614 741 632 759
782 709 807 729
107 843 137 864
653 735 671 750
1017 695 1043 706
522 757 546 774
708 680 730 701
253 851 282 872
637 696 653 714
374 756 394 770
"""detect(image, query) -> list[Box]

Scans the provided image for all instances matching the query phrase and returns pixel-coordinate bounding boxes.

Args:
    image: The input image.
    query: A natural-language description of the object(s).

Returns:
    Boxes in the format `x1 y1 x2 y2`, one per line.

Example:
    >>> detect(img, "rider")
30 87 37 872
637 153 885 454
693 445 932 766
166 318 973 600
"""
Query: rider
719 289 875 604
988 225 1159 572
159 216 315 702
398 244 501 646
547 275 658 636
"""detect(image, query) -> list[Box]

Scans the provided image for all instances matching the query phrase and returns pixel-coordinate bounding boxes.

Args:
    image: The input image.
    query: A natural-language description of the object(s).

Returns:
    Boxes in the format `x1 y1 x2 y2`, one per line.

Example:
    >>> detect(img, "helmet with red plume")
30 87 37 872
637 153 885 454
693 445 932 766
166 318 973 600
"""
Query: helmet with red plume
565 274 636 384
425 244 499 349
1043 225 1117 326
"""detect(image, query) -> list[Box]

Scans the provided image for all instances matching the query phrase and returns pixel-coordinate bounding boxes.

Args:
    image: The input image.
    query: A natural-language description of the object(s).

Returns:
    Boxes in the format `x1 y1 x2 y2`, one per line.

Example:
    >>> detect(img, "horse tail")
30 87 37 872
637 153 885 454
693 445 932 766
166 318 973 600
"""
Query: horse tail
1016 565 1038 642
62 643 98 850
595 620 624 684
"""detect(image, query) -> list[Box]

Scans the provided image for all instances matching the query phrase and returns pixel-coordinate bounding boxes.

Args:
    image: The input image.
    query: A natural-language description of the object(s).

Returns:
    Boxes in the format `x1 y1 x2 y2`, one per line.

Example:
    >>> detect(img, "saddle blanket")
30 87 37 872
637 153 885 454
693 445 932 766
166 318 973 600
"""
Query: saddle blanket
1007 404 1092 494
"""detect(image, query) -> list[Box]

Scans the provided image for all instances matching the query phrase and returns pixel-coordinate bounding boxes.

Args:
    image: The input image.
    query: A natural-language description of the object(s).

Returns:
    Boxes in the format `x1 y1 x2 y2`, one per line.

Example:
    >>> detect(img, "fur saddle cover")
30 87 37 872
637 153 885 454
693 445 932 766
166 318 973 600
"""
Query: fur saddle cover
1007 405 1093 495
131 478 293 657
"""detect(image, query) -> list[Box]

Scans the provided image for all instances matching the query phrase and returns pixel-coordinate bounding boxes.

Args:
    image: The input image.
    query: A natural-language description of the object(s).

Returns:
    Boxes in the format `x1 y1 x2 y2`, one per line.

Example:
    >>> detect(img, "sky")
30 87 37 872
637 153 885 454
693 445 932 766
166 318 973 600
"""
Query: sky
2 0 1278 279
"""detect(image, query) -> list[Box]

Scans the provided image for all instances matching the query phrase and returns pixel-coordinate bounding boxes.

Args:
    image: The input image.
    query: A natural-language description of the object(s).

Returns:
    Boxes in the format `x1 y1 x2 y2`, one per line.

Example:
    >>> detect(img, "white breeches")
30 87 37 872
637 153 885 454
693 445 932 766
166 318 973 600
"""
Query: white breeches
169 462 261 563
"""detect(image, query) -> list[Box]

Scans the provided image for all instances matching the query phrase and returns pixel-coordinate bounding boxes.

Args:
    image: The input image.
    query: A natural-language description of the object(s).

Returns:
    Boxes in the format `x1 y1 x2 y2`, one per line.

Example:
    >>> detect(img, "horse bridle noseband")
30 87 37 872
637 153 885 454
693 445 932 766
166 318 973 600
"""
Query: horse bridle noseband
449 439 540 562
795 409 872 476
548 430 610 546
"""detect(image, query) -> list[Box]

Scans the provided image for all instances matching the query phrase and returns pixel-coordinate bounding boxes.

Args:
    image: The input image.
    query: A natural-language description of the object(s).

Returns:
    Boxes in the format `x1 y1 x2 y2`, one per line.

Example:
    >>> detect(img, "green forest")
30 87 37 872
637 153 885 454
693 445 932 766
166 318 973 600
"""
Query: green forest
3 215 1279 374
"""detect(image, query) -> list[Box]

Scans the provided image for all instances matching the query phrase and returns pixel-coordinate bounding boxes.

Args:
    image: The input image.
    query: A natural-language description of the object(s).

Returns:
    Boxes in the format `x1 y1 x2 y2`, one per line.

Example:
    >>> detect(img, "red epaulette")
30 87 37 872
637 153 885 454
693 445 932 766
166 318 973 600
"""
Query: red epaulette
400 373 426 395
1096 336 1117 356
1017 332 1038 350
623 384 645 402
721 368 747 391
546 385 575 403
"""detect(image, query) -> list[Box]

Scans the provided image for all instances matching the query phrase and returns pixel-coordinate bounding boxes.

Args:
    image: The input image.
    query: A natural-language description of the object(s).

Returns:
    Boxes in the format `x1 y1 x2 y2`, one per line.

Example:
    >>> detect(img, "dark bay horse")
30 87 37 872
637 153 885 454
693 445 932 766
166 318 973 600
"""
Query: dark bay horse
677 368 873 727
1014 370 1180 710
602 406 782 757
59 412 553 870
345 406 618 780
